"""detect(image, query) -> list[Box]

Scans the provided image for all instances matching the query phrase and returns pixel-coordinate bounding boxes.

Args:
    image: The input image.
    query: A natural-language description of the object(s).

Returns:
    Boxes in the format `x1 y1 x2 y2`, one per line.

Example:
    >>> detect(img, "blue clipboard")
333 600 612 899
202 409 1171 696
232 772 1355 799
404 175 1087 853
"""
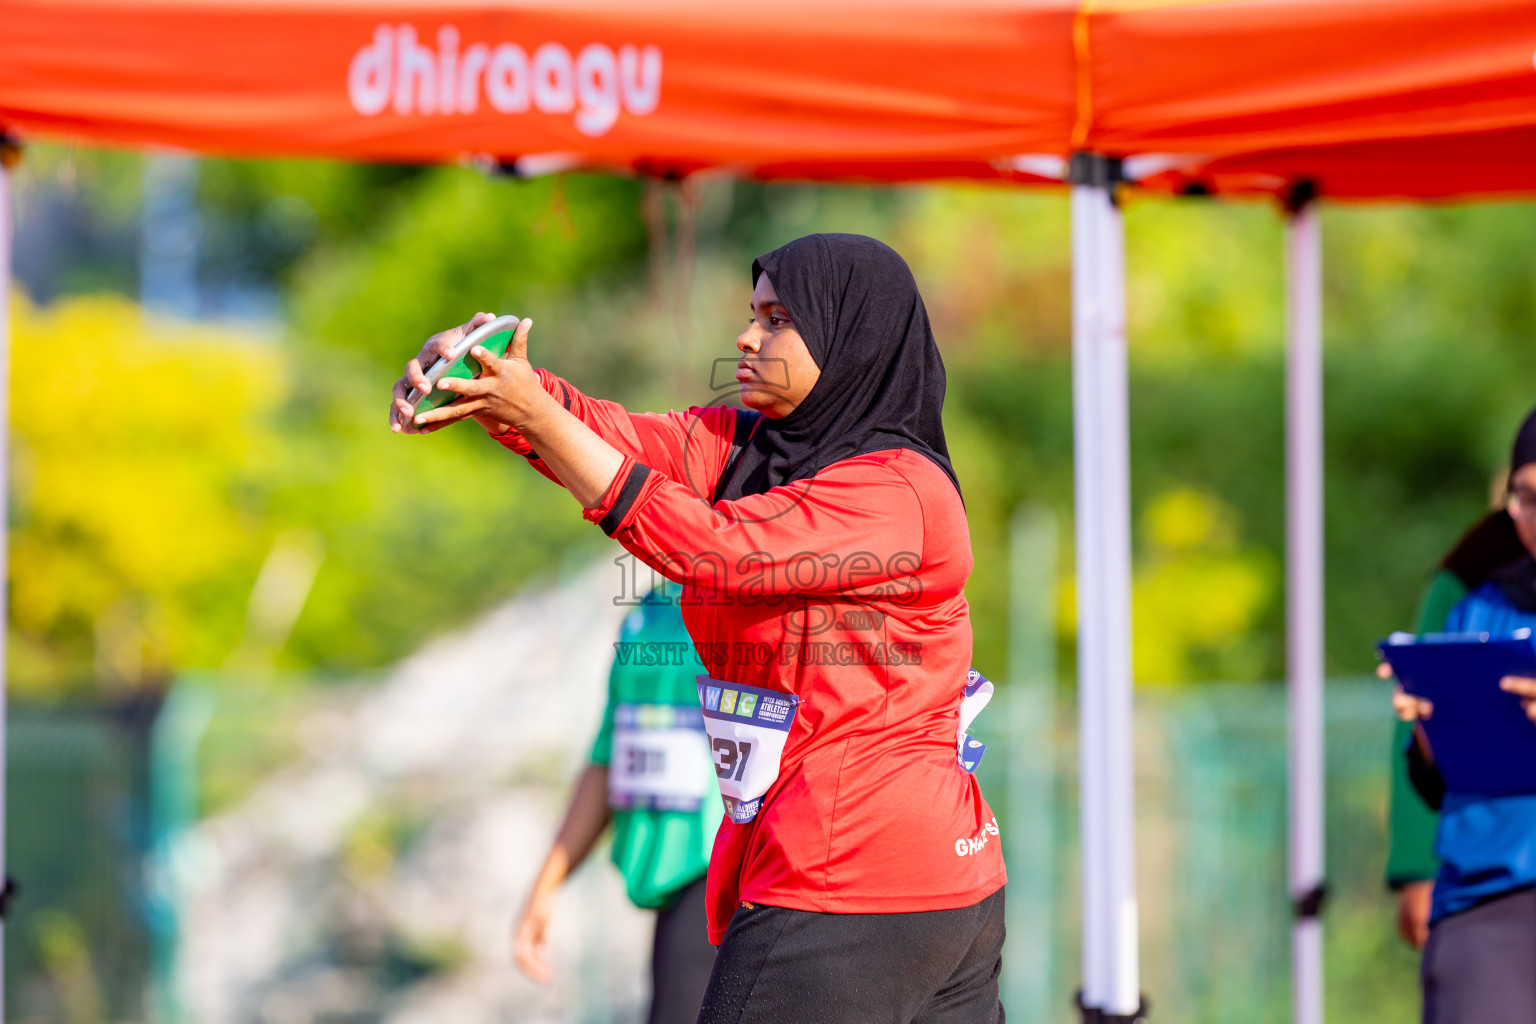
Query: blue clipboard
1377 630 1536 796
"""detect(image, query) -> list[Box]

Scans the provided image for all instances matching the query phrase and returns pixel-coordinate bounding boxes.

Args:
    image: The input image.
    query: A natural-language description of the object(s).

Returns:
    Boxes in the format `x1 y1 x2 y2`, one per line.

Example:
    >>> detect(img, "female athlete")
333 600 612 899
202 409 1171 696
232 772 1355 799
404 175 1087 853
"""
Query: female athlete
390 233 1007 1023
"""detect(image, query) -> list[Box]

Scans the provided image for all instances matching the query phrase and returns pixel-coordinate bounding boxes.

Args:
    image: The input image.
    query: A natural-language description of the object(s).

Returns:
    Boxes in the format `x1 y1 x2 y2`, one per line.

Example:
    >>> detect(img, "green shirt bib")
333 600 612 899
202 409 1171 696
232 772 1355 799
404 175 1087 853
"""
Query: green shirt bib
590 586 722 909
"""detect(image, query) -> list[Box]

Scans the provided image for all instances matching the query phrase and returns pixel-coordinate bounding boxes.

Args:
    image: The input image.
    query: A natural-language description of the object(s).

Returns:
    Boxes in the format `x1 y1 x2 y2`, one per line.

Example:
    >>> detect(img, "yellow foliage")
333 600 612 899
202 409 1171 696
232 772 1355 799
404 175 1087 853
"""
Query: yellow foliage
8 292 284 692
1145 486 1237 553
1056 572 1077 639
1123 198 1284 363
1132 489 1275 685
1056 488 1276 687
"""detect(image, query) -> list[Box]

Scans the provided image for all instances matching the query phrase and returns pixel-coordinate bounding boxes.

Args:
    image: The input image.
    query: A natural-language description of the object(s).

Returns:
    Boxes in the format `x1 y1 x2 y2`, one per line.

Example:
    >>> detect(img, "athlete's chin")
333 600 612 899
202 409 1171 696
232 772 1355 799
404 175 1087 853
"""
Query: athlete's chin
739 386 789 419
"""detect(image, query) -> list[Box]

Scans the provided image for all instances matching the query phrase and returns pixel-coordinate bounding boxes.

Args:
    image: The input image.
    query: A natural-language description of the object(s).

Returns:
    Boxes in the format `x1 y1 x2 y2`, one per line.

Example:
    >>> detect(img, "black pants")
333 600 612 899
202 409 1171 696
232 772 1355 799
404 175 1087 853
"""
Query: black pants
650 876 718 1024
697 887 1006 1024
1422 887 1536 1024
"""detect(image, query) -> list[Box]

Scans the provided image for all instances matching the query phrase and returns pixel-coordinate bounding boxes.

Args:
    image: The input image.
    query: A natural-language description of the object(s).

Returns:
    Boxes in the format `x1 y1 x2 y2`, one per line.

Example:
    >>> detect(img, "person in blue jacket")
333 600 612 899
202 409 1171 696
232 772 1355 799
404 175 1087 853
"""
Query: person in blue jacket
1392 404 1536 1024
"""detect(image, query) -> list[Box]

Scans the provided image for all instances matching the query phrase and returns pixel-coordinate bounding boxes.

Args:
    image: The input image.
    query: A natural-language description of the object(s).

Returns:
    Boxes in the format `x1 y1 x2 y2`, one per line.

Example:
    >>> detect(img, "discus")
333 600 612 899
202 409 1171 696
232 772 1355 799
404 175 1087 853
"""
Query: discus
406 314 522 416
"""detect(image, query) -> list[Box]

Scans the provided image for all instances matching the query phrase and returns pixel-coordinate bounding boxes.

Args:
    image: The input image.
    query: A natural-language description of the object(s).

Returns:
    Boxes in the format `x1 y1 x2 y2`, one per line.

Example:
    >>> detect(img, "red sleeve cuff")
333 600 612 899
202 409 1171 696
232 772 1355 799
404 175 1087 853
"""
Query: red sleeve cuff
537 367 575 412
583 457 656 537
490 426 535 456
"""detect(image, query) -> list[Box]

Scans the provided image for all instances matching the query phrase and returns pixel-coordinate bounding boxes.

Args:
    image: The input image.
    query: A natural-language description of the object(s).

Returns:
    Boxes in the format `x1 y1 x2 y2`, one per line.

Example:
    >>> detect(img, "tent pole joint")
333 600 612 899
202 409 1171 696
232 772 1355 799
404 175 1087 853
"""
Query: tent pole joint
1292 881 1329 920
1283 178 1318 215
1068 151 1124 193
0 133 21 171
0 876 17 919
1078 989 1150 1024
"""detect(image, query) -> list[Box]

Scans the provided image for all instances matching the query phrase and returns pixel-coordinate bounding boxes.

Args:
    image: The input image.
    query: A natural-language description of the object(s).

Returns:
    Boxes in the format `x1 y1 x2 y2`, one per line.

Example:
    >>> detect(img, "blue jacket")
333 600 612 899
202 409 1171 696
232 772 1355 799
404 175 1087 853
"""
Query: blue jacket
1430 581 1536 922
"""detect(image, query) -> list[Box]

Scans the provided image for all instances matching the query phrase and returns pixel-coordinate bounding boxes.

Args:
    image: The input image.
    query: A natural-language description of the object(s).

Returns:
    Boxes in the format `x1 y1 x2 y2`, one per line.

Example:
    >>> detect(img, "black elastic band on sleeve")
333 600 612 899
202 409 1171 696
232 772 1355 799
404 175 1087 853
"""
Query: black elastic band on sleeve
559 382 572 411
599 464 653 536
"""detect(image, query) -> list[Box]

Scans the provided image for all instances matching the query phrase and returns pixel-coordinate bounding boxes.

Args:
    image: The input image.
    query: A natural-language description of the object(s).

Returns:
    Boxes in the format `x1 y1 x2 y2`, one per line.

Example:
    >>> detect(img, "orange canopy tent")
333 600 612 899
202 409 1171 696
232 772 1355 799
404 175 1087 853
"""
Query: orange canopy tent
3 3 1536 1023
0 0 1078 180
1086 0 1536 195
2 0 1535 194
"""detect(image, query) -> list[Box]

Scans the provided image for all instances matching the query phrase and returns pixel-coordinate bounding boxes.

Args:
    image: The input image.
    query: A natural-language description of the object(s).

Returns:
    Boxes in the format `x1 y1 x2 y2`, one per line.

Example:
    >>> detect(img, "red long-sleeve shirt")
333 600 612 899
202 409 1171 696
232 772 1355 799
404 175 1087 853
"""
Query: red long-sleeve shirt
497 370 1006 942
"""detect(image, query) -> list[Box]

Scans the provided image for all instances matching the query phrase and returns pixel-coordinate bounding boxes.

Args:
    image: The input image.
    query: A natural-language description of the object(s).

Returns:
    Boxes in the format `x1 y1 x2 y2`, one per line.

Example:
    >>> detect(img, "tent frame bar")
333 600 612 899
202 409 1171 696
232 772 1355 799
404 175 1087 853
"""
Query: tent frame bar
0 137 14 1016
1284 189 1326 1024
1070 151 1145 1024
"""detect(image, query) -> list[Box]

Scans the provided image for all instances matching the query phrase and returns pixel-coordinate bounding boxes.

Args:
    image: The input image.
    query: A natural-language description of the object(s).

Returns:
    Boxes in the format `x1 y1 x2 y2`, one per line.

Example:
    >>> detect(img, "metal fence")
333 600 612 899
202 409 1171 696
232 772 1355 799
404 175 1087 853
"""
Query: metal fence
7 676 1421 1024
7 698 158 1024
983 677 1421 1024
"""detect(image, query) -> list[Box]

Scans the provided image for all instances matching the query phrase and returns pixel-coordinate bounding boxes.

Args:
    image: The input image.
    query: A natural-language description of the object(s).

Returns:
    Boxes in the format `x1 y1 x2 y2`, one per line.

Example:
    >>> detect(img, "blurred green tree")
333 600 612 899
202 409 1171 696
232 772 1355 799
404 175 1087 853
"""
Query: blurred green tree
11 148 1536 691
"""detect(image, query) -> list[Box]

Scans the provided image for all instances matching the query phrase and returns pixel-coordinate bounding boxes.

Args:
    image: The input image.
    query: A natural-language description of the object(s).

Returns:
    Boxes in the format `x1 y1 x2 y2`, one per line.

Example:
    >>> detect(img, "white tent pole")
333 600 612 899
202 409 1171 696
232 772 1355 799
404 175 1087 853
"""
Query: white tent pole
0 147 13 1017
1071 179 1107 1017
1071 154 1142 1023
1285 195 1325 1024
1096 183 1139 1022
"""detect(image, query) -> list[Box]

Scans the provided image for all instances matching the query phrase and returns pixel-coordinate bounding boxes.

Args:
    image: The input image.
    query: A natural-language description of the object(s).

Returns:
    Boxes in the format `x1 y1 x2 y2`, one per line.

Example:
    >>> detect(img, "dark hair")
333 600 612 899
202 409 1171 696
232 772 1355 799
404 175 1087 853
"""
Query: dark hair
1442 510 1526 589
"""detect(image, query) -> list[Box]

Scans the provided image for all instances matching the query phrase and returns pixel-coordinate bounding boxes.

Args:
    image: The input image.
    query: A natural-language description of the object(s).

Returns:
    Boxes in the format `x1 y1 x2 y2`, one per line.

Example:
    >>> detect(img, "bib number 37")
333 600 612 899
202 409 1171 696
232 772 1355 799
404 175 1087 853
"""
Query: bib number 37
712 738 753 782
697 676 800 824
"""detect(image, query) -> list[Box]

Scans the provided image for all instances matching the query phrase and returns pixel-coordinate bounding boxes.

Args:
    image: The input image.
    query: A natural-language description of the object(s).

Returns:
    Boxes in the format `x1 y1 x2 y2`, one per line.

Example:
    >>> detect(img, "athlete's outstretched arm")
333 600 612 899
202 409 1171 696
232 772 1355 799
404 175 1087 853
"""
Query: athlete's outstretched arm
391 314 737 491
398 318 627 509
390 316 739 506
514 763 613 984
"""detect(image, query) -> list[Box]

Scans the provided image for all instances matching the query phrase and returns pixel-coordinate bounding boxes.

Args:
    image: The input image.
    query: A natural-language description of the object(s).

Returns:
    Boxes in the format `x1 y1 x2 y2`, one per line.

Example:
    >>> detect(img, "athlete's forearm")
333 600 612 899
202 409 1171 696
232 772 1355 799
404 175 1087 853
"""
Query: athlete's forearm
531 763 613 896
513 390 628 510
494 370 721 492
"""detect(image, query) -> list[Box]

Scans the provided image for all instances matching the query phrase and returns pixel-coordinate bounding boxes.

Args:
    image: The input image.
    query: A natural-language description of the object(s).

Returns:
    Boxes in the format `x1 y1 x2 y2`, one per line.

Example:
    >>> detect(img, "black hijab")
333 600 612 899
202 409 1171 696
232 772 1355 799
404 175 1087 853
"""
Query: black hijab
1511 403 1536 484
718 233 959 502
1492 404 1536 611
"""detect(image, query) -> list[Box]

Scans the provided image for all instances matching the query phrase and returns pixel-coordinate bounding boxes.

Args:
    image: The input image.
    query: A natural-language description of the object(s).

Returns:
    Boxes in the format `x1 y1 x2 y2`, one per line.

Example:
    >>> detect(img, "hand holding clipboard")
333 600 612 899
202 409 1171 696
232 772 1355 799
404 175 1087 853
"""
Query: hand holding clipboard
1500 674 1536 724
1378 631 1536 796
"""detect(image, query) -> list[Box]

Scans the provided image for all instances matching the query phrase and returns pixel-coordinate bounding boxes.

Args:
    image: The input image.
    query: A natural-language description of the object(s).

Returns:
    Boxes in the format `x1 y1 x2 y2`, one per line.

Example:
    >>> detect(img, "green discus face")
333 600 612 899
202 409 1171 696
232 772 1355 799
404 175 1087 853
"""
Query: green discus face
413 327 517 415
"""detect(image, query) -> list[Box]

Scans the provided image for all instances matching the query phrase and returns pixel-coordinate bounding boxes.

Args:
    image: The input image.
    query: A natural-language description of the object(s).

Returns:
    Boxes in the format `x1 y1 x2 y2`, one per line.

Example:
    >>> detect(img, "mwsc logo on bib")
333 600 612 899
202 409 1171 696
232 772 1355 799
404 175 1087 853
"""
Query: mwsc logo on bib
349 25 662 138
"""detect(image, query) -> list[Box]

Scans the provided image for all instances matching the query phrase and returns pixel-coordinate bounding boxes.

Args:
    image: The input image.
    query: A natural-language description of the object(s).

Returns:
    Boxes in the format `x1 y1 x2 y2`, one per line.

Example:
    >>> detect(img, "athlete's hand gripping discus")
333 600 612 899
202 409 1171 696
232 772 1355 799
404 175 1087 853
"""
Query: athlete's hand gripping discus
405 314 522 416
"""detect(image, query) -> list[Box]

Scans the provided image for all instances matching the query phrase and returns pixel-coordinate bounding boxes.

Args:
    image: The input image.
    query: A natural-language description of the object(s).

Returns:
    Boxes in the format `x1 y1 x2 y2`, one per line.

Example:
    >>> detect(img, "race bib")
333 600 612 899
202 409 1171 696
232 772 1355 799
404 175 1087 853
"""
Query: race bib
696 677 800 824
609 703 715 813
957 668 994 774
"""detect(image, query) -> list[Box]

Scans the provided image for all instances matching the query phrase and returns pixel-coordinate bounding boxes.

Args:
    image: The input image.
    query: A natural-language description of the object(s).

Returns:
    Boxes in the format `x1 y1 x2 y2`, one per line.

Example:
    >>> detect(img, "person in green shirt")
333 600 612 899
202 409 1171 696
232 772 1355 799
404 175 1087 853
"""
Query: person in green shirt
1383 509 1527 948
514 582 722 1023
